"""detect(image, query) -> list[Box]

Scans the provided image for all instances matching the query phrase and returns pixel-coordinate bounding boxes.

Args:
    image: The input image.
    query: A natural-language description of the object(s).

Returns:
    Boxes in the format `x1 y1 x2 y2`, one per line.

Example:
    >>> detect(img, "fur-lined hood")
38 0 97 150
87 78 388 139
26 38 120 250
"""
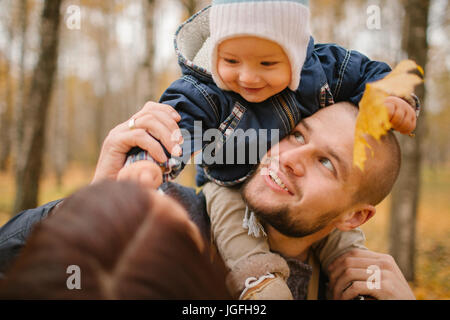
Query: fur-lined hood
174 6 213 77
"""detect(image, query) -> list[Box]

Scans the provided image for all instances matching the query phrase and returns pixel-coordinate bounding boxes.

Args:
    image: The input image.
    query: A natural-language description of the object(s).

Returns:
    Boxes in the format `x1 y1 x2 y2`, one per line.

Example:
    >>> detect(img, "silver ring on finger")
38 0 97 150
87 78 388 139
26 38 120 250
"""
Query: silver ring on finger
128 118 137 130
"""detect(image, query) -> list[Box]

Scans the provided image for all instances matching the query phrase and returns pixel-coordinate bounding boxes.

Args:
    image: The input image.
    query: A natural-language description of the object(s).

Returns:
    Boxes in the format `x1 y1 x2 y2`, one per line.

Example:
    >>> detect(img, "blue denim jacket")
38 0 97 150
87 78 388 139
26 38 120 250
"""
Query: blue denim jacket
127 6 392 186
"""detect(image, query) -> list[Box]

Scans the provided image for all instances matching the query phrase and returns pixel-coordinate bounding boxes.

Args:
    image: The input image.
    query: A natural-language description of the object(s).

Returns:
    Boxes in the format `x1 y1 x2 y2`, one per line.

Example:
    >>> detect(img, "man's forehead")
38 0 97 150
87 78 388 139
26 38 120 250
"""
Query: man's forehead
297 115 354 141
298 104 356 138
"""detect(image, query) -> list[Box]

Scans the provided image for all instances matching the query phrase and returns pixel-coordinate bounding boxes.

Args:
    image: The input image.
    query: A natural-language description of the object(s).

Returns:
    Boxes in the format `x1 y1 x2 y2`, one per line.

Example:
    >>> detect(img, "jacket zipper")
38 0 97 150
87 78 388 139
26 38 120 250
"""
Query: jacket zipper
277 95 295 130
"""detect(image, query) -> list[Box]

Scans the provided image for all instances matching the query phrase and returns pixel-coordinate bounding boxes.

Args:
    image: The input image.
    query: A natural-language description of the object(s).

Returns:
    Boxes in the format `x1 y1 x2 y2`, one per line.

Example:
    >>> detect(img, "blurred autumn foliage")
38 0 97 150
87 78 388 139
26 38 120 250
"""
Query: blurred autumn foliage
0 0 448 299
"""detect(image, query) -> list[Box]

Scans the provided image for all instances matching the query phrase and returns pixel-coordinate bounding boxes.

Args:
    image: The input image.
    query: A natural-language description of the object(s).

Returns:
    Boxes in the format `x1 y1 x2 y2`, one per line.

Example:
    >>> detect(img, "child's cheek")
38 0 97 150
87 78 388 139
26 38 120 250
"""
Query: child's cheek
269 69 291 90
217 63 234 83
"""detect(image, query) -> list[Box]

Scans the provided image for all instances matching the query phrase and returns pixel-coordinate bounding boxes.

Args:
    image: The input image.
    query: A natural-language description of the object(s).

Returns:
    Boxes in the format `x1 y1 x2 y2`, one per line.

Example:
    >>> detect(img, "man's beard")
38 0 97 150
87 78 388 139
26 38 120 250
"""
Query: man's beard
242 171 337 238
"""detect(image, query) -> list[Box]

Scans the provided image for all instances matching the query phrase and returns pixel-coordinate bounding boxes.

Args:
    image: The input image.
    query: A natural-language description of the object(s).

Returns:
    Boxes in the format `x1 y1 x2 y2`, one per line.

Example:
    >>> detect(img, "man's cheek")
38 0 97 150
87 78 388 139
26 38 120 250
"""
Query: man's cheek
316 191 342 211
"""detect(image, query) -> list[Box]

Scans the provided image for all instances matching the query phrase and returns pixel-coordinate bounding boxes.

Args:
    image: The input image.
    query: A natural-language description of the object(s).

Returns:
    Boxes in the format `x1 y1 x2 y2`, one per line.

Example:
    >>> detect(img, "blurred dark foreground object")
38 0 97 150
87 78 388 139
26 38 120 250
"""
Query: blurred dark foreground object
0 181 231 299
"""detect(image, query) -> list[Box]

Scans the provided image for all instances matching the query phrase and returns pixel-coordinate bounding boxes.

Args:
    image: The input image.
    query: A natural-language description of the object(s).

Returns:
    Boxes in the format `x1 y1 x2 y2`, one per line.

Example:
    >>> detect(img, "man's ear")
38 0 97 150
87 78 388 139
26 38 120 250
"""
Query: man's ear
334 205 376 231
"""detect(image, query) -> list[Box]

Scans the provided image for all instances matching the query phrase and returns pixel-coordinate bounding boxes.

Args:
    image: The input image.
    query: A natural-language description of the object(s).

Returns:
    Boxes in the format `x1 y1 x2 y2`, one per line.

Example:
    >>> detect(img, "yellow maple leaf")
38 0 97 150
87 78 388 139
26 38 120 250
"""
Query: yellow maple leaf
353 60 424 171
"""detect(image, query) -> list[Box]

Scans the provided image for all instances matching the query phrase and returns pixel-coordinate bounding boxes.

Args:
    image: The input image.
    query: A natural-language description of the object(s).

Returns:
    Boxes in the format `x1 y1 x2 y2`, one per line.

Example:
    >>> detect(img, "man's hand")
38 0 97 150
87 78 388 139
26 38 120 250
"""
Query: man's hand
385 96 416 135
91 101 182 184
327 249 416 300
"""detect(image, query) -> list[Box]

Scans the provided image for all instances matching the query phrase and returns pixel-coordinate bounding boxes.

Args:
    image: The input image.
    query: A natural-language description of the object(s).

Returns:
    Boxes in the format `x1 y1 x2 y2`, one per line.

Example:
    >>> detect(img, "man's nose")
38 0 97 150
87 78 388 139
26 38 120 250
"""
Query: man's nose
279 147 308 177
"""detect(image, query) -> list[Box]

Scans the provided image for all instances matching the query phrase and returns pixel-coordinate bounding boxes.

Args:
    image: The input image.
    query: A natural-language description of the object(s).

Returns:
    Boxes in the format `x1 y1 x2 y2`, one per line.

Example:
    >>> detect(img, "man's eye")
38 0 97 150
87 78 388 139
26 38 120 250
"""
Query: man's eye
320 158 334 172
261 61 277 66
292 131 305 144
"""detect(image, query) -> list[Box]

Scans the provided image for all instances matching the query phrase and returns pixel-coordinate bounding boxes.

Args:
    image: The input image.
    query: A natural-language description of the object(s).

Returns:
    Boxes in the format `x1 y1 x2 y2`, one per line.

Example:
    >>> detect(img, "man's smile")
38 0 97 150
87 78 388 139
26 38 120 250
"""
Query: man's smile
263 166 294 196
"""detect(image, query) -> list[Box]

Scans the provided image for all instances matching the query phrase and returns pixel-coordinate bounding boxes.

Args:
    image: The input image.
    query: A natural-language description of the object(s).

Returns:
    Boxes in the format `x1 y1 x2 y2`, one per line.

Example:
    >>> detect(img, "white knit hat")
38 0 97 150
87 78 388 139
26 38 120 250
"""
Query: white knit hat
209 0 311 92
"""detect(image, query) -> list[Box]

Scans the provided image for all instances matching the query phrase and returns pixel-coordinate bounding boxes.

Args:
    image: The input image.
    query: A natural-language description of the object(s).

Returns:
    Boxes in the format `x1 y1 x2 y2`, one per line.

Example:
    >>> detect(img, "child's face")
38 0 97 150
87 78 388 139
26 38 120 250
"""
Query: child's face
217 36 291 103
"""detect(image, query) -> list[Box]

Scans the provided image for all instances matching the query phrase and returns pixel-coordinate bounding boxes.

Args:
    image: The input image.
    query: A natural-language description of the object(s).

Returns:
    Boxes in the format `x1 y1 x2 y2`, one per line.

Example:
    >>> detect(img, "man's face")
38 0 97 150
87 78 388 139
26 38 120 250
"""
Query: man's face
242 104 363 237
217 36 291 103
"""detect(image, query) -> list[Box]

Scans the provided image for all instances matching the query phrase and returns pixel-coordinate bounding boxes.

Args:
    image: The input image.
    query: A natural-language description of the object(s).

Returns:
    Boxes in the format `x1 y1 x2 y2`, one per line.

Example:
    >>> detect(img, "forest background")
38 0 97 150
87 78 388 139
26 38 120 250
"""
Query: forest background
0 0 448 299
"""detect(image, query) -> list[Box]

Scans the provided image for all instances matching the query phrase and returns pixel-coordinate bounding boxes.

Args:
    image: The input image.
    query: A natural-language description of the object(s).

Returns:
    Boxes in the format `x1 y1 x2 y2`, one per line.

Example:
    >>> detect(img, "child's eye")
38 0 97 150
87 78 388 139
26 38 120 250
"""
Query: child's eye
320 158 335 172
292 131 305 144
261 61 278 66
224 58 238 64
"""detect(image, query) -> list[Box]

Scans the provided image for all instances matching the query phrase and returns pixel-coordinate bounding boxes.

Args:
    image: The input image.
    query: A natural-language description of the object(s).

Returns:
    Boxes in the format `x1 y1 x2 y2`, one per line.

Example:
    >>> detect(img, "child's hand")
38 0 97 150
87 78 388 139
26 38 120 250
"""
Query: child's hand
384 96 416 135
117 160 163 190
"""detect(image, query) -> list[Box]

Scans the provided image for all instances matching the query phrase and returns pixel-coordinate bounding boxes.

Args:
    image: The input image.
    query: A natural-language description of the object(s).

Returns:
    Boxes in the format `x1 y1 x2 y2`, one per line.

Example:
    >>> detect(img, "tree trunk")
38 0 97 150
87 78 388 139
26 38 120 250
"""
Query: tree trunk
142 0 156 102
0 60 13 171
389 0 430 282
13 0 62 213
181 0 200 18
94 19 111 156
14 0 29 162
53 80 68 190
0 21 14 171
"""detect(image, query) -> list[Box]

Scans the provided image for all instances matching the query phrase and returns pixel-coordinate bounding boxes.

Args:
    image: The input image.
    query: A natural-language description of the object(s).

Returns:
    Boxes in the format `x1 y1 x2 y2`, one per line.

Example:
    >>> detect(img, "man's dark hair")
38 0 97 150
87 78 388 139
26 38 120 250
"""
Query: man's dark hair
334 102 402 206
354 130 402 206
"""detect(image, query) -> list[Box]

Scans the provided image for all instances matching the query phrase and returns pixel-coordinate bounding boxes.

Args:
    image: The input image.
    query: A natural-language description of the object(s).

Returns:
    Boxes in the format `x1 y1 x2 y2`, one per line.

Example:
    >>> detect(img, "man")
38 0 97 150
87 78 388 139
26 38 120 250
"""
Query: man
0 101 415 299
197 101 414 299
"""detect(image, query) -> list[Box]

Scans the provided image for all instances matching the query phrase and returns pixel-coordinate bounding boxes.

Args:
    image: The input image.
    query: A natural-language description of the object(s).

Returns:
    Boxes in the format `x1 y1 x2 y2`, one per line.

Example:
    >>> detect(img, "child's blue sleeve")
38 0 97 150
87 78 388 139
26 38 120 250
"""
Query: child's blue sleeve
125 75 224 182
159 75 223 139
314 44 392 106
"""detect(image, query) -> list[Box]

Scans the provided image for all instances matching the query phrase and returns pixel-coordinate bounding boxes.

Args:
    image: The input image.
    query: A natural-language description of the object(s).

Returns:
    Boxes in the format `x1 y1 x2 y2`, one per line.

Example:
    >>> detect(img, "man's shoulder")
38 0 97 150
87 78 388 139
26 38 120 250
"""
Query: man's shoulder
0 199 63 242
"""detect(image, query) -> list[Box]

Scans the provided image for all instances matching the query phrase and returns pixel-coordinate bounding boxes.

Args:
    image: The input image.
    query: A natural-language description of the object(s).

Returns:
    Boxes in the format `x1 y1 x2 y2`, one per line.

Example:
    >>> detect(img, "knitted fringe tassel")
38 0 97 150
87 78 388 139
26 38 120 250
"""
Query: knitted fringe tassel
243 206 267 238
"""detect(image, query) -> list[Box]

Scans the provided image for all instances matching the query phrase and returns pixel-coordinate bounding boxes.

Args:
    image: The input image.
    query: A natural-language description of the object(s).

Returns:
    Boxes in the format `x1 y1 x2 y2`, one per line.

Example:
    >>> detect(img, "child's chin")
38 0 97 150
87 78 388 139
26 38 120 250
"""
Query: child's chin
241 94 267 103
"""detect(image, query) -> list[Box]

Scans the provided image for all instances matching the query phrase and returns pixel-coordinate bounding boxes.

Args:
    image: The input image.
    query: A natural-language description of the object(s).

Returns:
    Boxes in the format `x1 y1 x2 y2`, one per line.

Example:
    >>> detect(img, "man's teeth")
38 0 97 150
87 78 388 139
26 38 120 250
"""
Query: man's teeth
269 170 289 192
